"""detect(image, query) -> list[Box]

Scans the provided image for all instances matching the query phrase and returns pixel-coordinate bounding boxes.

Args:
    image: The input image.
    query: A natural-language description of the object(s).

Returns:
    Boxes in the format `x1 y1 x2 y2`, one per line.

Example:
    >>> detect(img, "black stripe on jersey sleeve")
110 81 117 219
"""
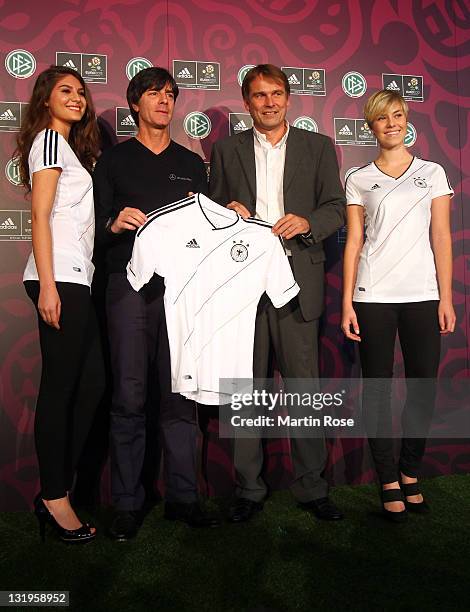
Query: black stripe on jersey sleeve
243 217 273 229
48 130 53 166
343 162 372 190
53 130 58 165
43 129 61 167
136 198 196 237
145 194 197 219
283 281 297 294
421 159 453 191
43 129 49 166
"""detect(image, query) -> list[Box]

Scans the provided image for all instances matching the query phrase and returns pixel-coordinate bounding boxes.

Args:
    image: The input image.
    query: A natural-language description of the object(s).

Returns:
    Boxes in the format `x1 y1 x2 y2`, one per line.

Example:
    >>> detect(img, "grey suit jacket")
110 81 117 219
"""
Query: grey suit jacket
208 126 346 320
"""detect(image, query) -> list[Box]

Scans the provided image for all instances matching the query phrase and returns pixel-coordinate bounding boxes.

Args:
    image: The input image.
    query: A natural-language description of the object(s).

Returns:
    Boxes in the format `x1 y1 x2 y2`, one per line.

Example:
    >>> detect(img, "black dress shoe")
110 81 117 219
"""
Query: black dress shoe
108 510 139 541
164 502 220 528
299 497 344 521
228 498 264 523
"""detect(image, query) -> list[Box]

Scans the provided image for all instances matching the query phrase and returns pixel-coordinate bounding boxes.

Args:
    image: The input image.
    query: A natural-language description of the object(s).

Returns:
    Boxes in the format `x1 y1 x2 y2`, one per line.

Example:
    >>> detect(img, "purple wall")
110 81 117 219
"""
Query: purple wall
0 0 469 509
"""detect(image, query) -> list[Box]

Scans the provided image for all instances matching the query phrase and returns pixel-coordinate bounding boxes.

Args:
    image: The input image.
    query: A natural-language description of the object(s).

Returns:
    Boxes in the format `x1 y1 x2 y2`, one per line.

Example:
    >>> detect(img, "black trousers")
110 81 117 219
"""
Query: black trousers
234 293 328 503
354 301 441 484
24 281 105 500
106 273 198 510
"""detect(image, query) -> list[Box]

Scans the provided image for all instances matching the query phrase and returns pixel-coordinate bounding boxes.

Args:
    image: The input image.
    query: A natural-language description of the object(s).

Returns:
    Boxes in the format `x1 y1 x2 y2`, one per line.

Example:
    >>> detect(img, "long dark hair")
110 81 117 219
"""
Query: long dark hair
15 65 100 190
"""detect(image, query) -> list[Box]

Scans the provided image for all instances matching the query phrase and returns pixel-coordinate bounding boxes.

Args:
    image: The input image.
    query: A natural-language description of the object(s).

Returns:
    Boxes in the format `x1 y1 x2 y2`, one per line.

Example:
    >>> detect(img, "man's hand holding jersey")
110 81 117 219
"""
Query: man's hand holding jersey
227 202 310 240
110 207 147 234
272 214 310 240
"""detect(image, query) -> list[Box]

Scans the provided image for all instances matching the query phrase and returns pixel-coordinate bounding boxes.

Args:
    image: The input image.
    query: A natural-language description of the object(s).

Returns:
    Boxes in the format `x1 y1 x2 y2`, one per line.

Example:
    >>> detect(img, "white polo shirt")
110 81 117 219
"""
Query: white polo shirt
345 157 453 302
127 193 299 404
23 129 95 287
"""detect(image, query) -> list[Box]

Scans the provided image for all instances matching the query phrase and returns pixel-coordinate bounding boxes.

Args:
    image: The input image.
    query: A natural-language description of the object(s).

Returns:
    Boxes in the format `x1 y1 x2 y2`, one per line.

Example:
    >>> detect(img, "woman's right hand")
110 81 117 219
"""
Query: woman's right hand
341 305 361 341
38 284 61 329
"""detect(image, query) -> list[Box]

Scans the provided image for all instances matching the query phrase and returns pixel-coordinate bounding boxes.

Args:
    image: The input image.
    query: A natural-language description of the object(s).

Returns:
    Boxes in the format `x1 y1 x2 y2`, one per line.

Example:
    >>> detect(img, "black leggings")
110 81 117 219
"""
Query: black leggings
354 301 441 484
24 281 105 500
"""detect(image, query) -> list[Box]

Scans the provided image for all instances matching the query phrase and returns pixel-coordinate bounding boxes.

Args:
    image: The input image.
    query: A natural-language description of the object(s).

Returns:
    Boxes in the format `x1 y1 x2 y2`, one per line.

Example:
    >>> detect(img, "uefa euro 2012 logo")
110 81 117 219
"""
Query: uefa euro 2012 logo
87 57 101 72
308 71 321 85
407 77 419 92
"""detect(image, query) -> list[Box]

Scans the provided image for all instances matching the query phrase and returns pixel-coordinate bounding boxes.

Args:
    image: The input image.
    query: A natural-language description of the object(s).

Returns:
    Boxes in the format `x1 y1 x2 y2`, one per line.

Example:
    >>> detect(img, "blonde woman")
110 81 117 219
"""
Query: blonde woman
342 90 455 521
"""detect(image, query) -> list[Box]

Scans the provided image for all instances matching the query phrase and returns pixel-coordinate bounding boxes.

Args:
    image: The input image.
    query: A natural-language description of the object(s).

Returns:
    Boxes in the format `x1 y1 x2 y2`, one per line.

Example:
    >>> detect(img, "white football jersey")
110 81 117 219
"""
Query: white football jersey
23 129 95 287
346 157 453 302
127 193 300 404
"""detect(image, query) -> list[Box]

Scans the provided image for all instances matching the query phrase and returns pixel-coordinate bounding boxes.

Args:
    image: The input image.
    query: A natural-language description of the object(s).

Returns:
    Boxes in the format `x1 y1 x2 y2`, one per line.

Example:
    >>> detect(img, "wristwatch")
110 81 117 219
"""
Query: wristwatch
105 217 115 234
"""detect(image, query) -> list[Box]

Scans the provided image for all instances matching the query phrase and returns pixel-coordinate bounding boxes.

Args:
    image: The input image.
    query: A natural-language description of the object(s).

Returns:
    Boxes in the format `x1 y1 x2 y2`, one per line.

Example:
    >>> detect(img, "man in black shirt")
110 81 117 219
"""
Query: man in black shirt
94 67 219 538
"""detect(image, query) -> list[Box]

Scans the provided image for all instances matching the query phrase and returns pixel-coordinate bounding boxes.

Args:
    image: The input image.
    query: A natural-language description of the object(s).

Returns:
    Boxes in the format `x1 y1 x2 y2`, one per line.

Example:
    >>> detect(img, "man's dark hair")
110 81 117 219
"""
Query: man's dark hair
126 67 179 125
241 64 290 100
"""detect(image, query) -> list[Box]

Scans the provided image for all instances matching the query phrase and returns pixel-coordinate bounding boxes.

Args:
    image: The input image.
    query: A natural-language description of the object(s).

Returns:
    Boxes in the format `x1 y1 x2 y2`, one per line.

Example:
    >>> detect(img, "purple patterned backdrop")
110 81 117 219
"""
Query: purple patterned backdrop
0 0 469 510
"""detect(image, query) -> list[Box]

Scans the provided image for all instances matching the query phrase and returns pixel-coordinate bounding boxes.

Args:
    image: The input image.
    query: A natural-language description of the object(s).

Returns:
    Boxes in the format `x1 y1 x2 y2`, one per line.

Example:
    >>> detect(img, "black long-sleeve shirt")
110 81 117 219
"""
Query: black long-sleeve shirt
93 137 207 274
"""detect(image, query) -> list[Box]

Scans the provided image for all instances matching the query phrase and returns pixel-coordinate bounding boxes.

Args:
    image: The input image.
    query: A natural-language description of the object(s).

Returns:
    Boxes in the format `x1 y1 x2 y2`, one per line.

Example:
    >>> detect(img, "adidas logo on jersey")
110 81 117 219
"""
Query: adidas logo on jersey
186 238 200 248
0 217 17 228
63 59 77 69
121 114 136 126
233 120 248 131
288 73 301 85
386 80 400 91
0 108 16 120
339 124 353 136
370 183 381 190
177 67 193 78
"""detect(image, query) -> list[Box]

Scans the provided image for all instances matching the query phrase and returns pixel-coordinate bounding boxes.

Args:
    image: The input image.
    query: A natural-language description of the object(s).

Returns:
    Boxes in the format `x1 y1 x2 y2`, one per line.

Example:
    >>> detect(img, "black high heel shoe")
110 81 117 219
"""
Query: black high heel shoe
400 480 430 514
381 488 407 523
33 495 96 544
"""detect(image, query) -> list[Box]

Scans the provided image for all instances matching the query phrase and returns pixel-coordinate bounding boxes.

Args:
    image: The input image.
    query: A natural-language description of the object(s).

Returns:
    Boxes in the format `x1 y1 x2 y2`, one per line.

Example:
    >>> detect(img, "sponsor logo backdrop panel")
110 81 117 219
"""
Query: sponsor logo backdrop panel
0 0 468 509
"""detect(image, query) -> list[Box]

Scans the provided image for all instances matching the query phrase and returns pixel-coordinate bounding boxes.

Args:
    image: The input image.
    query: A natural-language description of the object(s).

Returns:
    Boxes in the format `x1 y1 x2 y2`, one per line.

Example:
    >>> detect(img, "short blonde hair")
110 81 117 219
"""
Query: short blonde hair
364 90 408 128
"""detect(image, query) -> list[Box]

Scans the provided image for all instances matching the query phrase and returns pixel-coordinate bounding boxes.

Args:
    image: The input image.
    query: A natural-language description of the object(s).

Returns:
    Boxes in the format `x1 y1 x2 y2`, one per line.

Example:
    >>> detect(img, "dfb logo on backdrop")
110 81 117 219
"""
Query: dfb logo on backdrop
237 65 255 87
382 74 423 102
0 210 31 241
334 118 376 146
404 122 417 147
183 112 211 139
5 50 36 79
282 67 326 96
126 57 153 80
229 113 253 135
5 158 21 186
0 102 28 132
342 71 367 98
116 107 137 137
173 60 220 90
293 116 318 132
56 52 107 83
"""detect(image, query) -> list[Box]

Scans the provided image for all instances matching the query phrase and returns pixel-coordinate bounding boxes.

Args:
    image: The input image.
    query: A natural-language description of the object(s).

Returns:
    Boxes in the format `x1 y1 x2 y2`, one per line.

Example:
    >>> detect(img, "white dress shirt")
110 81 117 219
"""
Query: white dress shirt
253 122 290 253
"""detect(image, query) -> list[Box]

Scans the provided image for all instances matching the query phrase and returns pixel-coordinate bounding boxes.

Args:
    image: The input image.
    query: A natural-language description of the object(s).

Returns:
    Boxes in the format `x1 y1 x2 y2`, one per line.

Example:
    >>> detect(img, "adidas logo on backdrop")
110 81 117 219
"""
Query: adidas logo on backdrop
0 108 16 120
177 67 193 78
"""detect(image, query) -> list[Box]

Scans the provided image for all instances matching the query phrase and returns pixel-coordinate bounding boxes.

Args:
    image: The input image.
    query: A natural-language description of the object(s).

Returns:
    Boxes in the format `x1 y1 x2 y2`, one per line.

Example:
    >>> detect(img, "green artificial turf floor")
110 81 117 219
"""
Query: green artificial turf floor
1 474 470 612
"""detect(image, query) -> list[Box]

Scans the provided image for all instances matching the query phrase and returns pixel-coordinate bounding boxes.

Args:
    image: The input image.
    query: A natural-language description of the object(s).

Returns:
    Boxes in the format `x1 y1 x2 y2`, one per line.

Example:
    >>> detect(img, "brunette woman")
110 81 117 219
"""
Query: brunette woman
17 66 105 542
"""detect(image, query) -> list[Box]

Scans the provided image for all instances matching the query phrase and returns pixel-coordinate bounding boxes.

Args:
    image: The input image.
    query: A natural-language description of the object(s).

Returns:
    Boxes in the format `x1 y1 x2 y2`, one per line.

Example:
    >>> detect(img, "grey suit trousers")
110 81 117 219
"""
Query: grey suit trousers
234 292 328 503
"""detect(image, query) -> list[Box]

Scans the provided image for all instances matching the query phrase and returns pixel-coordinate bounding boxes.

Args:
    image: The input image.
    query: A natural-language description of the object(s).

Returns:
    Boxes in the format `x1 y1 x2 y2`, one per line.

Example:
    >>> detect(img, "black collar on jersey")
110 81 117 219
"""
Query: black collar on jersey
373 156 415 180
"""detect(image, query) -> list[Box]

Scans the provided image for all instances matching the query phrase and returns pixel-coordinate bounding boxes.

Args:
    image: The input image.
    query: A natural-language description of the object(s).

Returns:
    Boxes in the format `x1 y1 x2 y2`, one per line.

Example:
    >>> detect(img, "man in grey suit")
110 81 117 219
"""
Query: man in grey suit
209 64 346 522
